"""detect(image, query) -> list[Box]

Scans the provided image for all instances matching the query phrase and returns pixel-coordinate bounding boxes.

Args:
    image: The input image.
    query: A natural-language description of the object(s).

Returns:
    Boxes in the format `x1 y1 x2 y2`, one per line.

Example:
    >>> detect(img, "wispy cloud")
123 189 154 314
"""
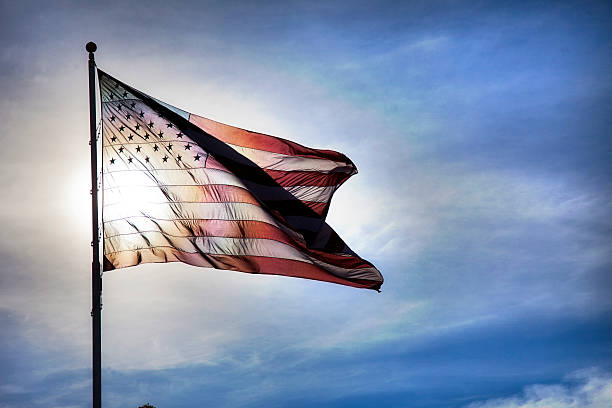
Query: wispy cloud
466 368 612 408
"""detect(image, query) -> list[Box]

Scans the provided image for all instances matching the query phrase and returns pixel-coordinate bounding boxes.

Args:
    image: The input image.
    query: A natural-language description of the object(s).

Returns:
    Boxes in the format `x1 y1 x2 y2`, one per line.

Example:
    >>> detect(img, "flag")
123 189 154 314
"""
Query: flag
99 69 383 290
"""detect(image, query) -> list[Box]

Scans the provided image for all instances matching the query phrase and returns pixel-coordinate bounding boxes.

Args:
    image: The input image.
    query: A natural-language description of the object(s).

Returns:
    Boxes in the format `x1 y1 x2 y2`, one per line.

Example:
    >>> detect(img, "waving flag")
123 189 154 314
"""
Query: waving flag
99 70 383 290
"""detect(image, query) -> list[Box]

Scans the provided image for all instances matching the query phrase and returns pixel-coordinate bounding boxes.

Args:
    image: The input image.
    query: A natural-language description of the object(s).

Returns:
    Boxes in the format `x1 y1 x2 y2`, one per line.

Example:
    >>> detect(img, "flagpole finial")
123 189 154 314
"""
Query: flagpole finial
86 42 97 53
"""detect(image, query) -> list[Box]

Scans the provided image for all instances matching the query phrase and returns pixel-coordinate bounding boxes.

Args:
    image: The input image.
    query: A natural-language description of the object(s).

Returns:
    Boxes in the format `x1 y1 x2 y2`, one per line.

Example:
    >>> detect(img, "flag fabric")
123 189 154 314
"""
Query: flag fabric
99 69 383 290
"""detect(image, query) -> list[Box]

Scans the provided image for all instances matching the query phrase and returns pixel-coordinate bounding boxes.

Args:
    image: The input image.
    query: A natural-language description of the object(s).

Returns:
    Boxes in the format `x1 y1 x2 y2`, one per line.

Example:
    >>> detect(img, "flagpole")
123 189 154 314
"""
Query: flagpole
86 41 102 408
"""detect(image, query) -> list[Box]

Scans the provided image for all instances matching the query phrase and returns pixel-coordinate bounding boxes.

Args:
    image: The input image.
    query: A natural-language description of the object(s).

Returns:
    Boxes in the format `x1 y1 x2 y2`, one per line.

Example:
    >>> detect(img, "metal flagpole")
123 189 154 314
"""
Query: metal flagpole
86 41 102 408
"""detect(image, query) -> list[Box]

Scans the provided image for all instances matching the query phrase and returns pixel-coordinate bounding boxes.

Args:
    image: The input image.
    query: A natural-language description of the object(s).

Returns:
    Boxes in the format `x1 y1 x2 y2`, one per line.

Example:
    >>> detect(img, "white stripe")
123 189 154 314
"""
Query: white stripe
104 217 191 238
105 234 381 280
104 233 381 281
104 167 247 191
285 184 335 203
242 180 335 203
103 210 320 240
103 202 280 227
104 210 306 241
104 167 335 204
106 236 309 262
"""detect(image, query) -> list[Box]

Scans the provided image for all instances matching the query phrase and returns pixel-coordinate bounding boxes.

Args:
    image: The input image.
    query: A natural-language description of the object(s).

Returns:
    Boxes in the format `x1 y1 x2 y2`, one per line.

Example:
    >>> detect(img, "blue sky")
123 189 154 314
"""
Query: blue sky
0 1 611 407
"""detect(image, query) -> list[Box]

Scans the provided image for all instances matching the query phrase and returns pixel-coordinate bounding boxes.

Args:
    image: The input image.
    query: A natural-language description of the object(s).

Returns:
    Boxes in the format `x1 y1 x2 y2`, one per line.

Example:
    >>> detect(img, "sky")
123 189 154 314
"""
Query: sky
0 0 611 407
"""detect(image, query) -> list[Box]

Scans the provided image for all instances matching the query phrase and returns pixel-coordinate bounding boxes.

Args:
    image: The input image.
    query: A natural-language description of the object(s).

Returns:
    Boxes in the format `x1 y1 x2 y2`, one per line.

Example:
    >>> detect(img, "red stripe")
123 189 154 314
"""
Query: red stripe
104 251 381 290
190 114 353 163
104 218 372 269
308 249 374 269
300 201 326 216
190 184 260 206
262 169 348 187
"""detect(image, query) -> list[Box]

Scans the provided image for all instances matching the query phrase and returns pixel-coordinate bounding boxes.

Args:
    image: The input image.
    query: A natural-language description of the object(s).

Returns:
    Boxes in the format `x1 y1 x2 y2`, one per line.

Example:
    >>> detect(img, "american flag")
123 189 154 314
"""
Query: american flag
99 69 383 290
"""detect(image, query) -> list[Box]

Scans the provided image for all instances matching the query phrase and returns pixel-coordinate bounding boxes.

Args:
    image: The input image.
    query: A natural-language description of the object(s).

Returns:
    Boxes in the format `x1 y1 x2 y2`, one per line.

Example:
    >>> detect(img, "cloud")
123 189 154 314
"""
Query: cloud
466 368 612 408
0 3 611 407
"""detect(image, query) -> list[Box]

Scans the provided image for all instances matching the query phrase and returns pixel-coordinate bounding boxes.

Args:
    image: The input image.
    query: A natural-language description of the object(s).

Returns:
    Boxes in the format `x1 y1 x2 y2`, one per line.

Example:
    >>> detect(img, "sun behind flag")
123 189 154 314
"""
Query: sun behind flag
99 69 383 290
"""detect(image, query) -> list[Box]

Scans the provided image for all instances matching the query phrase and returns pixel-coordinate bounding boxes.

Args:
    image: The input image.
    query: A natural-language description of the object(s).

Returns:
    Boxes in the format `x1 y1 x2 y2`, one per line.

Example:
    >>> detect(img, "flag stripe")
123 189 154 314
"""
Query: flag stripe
104 220 298 247
104 241 380 282
103 233 373 270
204 155 349 187
102 220 372 269
105 236 309 262
105 237 376 279
105 250 380 289
103 181 328 218
190 114 354 162
103 167 336 204
261 168 348 187
104 184 260 206
103 212 321 236
104 198 328 218
104 153 343 187
221 143 354 173
104 202 280 226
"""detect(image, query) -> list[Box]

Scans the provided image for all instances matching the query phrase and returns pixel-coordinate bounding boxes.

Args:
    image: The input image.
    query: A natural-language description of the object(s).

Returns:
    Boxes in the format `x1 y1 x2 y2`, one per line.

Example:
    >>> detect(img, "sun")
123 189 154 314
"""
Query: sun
64 163 96 238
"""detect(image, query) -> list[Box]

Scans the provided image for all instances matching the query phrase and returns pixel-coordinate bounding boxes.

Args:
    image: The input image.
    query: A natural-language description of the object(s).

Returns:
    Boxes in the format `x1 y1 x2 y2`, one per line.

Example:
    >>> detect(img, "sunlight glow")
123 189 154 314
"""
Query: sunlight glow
64 164 94 237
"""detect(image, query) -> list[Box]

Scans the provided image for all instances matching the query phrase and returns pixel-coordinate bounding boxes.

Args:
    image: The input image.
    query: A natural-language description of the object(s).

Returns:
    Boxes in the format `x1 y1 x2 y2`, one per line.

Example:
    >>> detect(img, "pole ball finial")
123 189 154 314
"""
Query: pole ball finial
86 42 97 53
